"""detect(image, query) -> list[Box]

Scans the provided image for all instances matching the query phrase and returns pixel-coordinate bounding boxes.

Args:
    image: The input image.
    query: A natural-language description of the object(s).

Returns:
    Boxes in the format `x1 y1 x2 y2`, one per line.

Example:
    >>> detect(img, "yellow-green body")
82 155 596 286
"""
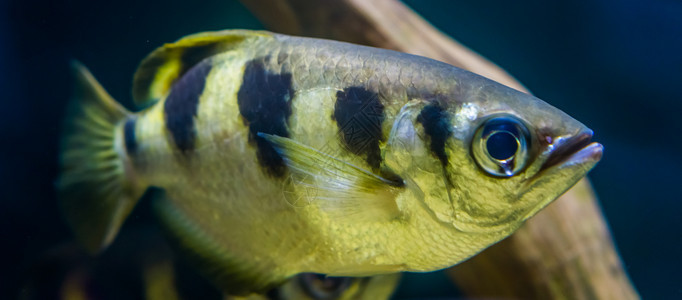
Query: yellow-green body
133 33 494 277
59 30 602 295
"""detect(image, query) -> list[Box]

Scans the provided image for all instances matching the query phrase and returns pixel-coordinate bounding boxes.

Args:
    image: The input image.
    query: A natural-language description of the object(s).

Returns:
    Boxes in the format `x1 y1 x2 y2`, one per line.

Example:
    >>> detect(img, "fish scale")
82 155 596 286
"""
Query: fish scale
58 30 602 295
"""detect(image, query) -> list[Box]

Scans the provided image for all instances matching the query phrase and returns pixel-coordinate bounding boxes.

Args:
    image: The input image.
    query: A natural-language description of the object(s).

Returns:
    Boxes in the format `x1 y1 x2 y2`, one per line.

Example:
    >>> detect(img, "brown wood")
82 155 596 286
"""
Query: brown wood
240 0 524 91
239 0 639 298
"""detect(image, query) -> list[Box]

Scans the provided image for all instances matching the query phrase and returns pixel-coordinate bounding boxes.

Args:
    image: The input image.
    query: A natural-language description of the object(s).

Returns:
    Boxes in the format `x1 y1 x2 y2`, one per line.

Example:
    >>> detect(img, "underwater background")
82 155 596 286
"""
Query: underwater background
1 0 680 298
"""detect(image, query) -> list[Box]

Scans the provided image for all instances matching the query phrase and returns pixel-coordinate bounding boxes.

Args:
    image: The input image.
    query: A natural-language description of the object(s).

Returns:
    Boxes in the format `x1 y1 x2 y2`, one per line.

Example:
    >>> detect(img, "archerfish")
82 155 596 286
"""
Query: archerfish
59 30 603 295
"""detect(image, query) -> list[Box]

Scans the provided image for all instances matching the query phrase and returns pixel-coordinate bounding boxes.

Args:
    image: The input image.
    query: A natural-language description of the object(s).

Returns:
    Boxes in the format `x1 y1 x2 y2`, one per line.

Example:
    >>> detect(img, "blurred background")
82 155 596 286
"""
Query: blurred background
1 0 681 298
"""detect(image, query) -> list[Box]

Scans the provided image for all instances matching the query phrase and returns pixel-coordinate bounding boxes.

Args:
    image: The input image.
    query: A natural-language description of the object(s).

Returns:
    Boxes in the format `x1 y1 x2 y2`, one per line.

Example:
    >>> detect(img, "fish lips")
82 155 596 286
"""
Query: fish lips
539 129 603 173
512 130 603 223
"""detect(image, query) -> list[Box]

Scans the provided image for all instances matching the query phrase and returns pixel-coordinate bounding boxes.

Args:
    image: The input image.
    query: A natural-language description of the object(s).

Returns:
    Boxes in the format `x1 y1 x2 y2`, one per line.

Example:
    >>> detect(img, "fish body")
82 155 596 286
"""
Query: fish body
59 30 602 294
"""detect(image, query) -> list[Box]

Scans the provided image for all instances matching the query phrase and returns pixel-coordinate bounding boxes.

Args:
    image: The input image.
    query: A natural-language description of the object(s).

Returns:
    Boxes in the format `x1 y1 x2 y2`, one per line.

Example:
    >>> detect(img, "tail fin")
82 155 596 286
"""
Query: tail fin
58 61 146 254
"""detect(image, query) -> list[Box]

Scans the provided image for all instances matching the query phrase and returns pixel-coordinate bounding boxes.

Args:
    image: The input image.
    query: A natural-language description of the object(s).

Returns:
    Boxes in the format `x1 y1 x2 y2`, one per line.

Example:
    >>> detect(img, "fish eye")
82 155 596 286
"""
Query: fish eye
472 115 530 177
298 273 353 299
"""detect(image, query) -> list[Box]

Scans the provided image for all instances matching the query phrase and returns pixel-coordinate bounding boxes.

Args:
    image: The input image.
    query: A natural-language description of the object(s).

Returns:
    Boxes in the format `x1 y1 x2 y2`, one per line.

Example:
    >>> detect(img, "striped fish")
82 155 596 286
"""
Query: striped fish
58 30 602 295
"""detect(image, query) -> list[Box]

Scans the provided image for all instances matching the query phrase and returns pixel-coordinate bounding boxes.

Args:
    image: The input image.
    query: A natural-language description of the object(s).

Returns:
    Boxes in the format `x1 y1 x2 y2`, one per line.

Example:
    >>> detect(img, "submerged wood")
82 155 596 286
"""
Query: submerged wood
239 0 638 298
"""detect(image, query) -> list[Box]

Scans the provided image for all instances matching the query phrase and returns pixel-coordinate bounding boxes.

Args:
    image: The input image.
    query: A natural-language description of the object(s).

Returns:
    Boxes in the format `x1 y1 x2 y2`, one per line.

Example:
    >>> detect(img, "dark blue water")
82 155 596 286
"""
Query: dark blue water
2 0 680 298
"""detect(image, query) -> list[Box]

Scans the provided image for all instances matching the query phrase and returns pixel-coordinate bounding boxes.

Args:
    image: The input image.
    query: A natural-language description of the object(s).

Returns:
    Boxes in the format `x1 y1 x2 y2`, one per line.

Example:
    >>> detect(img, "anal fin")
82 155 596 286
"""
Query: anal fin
152 193 288 295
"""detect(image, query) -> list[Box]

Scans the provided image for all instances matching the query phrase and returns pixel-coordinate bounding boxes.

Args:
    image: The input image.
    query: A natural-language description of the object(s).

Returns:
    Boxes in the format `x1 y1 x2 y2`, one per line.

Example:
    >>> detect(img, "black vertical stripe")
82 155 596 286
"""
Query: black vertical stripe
237 58 294 177
332 87 385 170
417 104 451 165
164 60 213 154
123 117 138 155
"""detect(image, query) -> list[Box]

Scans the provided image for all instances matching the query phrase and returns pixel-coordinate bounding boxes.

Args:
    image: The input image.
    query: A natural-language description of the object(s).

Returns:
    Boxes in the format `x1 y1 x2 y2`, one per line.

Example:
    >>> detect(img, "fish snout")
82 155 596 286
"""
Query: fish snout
539 129 602 172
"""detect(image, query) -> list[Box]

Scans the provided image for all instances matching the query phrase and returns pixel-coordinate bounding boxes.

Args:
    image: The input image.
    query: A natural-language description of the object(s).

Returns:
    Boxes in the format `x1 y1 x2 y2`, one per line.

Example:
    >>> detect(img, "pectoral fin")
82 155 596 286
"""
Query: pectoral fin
259 133 403 222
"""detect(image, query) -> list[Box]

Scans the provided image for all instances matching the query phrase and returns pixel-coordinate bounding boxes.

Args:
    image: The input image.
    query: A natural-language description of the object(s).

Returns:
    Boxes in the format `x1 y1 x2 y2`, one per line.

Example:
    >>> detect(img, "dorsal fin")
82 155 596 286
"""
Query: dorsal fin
132 30 273 108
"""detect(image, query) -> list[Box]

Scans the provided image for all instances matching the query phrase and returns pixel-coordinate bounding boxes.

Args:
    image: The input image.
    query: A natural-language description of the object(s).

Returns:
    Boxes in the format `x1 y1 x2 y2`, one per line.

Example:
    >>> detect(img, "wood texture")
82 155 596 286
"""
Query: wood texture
239 0 638 298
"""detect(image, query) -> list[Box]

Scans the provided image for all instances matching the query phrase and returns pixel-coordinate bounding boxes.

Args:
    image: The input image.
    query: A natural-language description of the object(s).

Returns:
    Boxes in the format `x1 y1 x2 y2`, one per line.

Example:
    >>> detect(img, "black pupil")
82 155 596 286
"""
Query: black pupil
486 131 518 160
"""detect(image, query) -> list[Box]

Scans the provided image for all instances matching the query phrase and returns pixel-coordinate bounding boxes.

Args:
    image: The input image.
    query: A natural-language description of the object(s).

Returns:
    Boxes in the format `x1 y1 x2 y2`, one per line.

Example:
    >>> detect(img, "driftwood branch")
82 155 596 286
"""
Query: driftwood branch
239 0 638 298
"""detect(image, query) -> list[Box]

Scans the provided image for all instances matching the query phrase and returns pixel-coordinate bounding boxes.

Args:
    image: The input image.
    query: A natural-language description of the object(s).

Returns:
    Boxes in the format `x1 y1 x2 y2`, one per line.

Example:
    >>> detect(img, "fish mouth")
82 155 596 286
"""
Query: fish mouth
539 130 603 172
514 129 602 223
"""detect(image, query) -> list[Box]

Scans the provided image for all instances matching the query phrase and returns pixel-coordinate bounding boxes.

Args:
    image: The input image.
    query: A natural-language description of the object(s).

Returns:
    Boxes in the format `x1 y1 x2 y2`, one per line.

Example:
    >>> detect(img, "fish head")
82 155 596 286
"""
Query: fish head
385 76 602 236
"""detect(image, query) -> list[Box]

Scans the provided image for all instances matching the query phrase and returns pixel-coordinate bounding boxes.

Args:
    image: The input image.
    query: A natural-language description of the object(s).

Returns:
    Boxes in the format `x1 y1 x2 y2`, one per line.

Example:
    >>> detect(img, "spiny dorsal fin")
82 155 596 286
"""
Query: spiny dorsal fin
132 30 273 108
